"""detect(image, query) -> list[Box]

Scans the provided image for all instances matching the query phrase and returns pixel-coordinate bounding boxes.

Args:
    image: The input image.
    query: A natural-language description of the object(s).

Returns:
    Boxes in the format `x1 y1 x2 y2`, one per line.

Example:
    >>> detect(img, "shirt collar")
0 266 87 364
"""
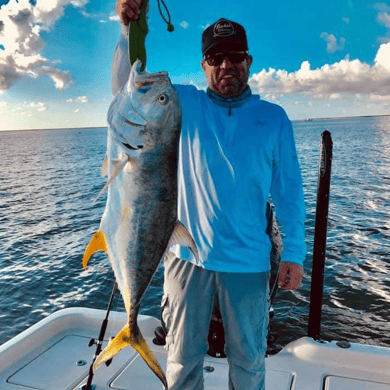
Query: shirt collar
206 85 252 109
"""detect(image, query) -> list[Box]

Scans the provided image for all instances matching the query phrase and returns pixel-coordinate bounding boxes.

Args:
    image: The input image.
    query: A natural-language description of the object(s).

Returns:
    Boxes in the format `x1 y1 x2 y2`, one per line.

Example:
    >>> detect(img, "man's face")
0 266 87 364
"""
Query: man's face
201 50 253 99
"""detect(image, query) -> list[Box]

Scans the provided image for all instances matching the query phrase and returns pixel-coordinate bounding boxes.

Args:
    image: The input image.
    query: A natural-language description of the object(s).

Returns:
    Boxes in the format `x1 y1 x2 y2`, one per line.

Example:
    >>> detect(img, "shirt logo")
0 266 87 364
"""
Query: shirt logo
213 20 235 37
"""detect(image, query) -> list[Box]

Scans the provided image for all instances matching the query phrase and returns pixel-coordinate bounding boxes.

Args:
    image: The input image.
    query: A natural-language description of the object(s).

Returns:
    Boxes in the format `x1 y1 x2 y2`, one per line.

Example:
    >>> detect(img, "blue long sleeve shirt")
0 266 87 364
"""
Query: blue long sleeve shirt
111 27 306 272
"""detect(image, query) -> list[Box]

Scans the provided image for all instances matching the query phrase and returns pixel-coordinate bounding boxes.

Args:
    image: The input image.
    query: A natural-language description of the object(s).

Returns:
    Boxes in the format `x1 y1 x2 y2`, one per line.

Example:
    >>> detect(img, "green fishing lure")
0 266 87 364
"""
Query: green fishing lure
129 0 148 72
129 0 174 72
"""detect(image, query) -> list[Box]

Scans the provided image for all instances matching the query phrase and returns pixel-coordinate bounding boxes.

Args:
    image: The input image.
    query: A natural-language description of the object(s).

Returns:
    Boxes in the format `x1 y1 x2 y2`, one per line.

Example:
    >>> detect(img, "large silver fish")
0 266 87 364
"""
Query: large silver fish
82 59 198 388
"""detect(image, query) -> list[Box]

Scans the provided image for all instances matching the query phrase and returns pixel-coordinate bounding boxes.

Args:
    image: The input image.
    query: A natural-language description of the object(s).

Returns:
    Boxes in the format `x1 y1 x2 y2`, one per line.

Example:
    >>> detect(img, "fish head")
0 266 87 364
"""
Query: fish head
108 60 181 158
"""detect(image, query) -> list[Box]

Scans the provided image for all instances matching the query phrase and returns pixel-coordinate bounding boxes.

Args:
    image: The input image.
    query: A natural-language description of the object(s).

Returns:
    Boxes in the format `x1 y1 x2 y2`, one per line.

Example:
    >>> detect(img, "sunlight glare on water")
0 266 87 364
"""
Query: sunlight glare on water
0 116 390 352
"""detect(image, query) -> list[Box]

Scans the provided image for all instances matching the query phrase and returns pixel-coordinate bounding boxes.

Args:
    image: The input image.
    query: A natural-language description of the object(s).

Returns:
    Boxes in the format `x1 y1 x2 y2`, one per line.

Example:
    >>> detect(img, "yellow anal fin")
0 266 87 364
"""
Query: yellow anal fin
94 324 167 389
82 231 108 269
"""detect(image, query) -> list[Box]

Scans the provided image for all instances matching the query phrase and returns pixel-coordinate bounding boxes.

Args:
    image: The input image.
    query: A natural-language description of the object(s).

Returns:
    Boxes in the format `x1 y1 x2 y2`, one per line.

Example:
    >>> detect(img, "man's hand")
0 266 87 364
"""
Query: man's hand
116 0 142 25
278 262 304 290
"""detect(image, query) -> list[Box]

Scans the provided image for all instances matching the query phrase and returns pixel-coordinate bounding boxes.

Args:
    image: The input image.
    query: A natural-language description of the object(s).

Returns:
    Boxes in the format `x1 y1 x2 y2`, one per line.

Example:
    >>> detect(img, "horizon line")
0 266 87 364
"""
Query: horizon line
0 113 389 132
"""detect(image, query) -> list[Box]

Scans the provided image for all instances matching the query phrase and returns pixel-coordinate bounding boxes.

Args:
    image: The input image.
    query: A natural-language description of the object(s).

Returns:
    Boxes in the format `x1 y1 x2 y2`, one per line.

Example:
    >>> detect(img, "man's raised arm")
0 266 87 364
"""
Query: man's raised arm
111 0 143 94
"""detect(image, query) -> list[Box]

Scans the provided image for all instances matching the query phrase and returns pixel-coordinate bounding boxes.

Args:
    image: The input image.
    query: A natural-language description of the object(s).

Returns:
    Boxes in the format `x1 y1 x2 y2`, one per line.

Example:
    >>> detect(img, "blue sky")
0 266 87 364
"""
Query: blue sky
1 0 390 130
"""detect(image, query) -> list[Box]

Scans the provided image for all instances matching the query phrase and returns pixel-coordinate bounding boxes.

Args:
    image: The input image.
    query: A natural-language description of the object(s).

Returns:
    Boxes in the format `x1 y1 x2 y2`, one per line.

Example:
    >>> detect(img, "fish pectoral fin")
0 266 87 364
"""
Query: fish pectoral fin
167 221 200 264
93 324 167 389
101 154 108 177
82 231 108 269
94 156 130 203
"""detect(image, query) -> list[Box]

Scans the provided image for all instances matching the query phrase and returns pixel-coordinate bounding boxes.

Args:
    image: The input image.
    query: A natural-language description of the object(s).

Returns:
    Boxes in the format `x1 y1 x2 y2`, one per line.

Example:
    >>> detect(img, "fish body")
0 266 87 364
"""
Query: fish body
83 60 198 388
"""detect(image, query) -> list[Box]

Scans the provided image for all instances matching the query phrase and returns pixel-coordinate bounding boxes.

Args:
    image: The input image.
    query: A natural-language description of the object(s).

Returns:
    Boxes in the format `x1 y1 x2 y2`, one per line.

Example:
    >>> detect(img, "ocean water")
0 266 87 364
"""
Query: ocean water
1 116 390 353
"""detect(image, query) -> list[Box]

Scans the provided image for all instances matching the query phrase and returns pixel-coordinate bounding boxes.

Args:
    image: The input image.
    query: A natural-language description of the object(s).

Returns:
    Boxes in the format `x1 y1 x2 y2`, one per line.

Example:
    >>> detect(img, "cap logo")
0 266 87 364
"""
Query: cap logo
213 20 235 37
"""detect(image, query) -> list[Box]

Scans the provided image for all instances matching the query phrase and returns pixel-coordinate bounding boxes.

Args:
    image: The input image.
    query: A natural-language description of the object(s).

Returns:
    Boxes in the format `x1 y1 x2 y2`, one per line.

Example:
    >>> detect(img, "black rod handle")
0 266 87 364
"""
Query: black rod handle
308 130 333 340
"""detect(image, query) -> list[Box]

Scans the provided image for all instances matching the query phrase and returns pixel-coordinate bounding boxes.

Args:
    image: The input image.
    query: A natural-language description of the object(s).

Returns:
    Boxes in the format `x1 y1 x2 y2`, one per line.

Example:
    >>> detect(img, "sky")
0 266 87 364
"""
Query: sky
0 0 390 130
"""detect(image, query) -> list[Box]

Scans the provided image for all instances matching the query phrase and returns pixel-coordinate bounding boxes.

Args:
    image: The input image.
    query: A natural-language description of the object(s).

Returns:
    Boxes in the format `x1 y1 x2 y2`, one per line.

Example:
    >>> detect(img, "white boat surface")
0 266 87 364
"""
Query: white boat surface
0 307 390 390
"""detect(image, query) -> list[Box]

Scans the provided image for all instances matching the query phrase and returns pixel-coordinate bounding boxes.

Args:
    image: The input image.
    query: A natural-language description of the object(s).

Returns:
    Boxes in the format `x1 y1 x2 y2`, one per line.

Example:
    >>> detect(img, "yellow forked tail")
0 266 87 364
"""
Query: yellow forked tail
94 323 167 389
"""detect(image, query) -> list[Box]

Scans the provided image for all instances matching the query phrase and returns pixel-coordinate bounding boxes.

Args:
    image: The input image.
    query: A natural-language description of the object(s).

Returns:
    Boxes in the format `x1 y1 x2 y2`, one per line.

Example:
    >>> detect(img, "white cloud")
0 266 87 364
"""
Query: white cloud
30 101 47 111
374 41 390 71
373 3 390 13
250 41 390 99
81 9 114 23
108 14 120 22
33 0 88 26
0 0 88 93
76 95 88 103
369 93 390 101
377 10 390 28
180 21 189 29
39 65 72 89
66 95 88 103
320 32 345 53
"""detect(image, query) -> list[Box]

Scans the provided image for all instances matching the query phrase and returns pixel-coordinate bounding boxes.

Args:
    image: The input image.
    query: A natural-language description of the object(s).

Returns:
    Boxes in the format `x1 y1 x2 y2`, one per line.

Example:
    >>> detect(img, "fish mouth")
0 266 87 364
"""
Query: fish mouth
120 118 145 151
124 119 145 127
122 142 143 151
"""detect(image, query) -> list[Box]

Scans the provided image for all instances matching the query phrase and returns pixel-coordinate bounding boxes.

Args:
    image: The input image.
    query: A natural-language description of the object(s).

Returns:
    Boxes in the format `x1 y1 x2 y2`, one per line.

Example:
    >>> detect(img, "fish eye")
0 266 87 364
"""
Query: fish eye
157 93 169 105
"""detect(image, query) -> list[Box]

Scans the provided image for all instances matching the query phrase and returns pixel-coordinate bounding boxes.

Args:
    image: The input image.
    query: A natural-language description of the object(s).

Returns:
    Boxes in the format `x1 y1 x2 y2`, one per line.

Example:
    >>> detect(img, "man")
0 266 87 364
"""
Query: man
112 1 306 389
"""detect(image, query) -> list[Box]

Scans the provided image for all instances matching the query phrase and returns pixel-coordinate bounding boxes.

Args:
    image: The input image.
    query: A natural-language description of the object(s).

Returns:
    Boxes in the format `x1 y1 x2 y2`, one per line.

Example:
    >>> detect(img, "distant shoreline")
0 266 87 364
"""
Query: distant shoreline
0 126 107 133
1 113 389 132
295 113 390 122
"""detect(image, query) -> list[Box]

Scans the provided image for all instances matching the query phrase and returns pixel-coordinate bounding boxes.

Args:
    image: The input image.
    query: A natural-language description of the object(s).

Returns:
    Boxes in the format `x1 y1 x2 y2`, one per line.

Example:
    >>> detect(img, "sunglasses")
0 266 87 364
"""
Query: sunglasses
205 51 248 67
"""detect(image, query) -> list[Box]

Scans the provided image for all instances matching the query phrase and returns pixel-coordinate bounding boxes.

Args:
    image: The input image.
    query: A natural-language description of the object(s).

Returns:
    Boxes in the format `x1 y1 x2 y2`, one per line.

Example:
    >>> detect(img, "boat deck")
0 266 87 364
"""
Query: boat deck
0 308 389 390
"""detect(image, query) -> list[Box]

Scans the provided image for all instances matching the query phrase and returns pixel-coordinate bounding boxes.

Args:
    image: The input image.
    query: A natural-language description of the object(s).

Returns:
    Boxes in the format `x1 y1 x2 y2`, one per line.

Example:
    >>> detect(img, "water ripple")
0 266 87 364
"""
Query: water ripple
1 119 390 352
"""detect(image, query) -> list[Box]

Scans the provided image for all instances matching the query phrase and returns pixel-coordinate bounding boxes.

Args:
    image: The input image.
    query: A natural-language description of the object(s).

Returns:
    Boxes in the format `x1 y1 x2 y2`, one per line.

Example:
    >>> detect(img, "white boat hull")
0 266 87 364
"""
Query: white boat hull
0 308 390 389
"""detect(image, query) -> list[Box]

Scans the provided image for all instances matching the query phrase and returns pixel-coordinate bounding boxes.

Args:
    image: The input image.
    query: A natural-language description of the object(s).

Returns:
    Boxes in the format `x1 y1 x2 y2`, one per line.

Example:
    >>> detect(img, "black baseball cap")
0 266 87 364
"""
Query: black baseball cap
202 18 248 56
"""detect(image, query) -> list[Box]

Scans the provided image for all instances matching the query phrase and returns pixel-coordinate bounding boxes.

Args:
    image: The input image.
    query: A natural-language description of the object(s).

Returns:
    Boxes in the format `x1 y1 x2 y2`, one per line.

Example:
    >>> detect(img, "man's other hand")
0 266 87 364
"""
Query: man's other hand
278 262 304 290
116 0 142 25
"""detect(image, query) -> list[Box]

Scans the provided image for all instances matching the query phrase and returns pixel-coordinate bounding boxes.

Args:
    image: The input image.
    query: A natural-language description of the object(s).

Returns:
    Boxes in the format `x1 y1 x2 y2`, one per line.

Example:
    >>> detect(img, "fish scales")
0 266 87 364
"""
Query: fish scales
83 60 198 389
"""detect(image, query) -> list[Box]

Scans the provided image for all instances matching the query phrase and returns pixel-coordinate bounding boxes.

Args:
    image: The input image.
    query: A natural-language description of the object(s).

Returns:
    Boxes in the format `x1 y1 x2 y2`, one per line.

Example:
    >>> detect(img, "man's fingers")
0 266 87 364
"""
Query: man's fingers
278 263 304 291
121 3 139 24
117 0 142 24
278 264 288 288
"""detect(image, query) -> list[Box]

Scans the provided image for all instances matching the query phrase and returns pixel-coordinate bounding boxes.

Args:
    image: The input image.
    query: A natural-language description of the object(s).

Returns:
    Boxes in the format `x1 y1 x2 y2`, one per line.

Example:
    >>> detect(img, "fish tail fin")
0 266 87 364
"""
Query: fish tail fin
82 231 108 268
93 323 167 389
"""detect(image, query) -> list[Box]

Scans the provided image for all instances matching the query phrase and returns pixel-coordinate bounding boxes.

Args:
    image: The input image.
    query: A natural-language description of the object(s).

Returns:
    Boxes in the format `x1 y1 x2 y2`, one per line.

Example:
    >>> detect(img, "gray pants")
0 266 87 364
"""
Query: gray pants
162 254 269 390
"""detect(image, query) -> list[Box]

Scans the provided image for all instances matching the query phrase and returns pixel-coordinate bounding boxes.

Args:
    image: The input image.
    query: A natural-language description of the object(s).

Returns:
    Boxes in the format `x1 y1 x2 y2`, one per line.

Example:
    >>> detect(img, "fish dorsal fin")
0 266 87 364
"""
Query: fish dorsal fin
101 154 108 177
167 221 200 264
94 157 130 203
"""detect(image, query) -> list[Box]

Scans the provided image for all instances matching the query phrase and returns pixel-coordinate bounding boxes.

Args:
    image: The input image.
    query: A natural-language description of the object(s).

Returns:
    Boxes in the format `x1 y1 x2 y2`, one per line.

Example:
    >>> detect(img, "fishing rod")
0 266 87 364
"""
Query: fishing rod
81 281 118 390
308 130 333 341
